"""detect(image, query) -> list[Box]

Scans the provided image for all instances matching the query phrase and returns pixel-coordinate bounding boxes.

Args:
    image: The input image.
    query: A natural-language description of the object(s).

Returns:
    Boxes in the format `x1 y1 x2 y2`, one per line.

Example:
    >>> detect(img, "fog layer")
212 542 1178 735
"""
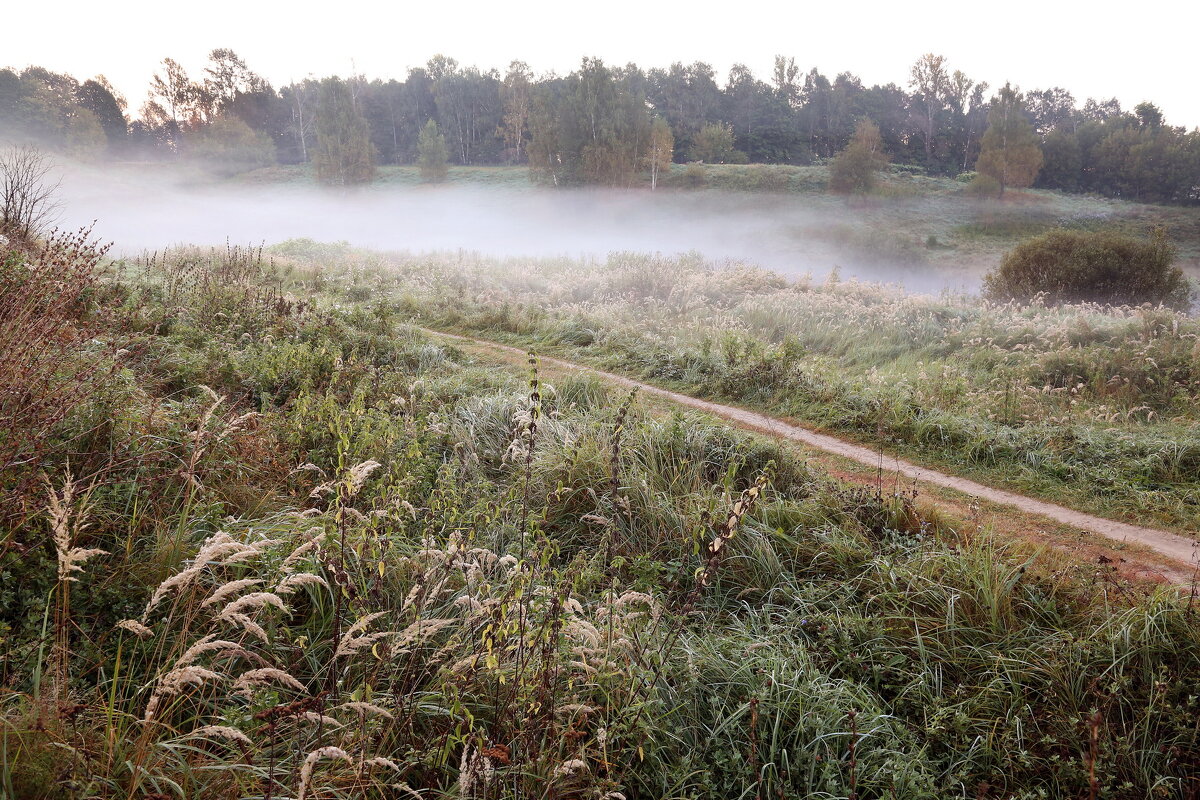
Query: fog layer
55 165 977 292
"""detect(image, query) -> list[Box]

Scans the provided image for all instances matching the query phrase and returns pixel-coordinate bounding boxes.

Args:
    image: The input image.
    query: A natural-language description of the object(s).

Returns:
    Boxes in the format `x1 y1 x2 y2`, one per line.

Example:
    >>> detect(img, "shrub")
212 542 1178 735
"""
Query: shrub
965 173 1001 197
0 229 112 495
983 228 1191 308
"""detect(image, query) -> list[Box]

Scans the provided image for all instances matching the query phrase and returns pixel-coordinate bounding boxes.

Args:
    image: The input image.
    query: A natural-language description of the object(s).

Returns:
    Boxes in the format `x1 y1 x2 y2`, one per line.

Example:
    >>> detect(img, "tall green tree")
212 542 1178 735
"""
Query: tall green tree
526 80 565 185
313 77 375 186
0 68 82 148
498 61 533 163
646 61 722 159
645 118 674 189
527 58 651 186
975 83 1043 195
1026 87 1077 134
427 55 502 166
909 53 950 169
1036 128 1082 191
64 108 106 160
203 49 265 111
690 122 739 163
77 77 127 151
280 79 318 163
572 58 650 184
946 70 988 171
829 119 888 195
1134 101 1164 130
723 64 769 156
416 119 449 182
143 58 204 147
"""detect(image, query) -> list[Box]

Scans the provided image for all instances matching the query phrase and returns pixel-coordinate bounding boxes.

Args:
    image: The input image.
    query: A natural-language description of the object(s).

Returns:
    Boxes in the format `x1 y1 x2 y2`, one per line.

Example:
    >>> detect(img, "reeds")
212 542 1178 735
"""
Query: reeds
43 471 105 705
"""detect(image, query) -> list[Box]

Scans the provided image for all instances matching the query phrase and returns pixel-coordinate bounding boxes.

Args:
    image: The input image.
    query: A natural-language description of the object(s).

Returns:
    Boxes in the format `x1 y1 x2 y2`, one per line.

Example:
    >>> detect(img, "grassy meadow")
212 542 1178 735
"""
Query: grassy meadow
259 241 1200 534
1 237 1199 799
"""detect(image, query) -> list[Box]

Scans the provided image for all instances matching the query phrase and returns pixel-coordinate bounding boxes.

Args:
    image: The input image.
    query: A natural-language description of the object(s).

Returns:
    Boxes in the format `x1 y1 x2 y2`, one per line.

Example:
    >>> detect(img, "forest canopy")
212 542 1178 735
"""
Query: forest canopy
2 50 1198 201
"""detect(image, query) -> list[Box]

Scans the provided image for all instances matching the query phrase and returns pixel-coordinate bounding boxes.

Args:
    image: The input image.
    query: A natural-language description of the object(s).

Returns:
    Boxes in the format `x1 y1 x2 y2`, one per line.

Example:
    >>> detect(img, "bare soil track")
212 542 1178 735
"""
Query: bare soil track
420 327 1200 584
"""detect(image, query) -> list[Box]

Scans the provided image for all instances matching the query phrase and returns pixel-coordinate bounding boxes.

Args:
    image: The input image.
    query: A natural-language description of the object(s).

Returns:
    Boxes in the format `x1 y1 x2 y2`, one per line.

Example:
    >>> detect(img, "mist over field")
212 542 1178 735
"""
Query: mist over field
52 165 975 292
11 31 1200 800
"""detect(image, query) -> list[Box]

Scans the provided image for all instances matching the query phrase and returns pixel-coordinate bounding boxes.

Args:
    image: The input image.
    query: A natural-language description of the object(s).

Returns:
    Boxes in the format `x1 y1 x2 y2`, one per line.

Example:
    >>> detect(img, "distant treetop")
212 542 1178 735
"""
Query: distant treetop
1 51 1197 201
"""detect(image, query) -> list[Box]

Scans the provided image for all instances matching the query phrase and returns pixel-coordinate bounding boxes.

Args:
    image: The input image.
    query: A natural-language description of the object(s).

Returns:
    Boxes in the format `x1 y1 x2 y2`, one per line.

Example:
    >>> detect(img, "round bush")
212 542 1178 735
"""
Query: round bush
983 228 1191 308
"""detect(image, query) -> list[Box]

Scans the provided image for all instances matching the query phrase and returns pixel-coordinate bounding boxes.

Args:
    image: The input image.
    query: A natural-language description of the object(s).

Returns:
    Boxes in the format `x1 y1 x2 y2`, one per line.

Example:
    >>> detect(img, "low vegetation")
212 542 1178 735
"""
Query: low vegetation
0 228 111 484
984 228 1190 309
2 238 1199 799
265 241 1200 532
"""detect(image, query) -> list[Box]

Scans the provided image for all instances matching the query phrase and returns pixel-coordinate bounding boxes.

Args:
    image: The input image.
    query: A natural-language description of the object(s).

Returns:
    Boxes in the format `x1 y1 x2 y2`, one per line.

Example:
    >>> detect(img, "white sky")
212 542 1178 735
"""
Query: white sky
8 0 1198 129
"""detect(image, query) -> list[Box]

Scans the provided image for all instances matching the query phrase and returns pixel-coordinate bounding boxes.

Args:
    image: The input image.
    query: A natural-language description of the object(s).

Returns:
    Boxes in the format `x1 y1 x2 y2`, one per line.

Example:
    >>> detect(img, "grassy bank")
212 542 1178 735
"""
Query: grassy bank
1 241 1198 798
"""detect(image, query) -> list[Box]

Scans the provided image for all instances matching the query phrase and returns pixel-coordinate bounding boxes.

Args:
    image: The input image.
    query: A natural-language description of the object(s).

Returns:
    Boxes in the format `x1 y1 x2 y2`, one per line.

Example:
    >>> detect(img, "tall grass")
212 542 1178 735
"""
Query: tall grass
2 244 1199 799
264 242 1200 530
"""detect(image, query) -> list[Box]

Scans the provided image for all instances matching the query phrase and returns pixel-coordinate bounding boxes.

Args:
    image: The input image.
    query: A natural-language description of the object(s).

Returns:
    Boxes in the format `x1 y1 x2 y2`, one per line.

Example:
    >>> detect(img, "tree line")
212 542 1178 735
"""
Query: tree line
1 50 1197 202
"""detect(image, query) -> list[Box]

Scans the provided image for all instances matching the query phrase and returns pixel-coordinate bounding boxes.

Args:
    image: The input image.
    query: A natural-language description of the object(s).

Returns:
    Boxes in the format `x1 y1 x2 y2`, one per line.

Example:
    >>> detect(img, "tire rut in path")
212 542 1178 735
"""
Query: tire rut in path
422 328 1200 578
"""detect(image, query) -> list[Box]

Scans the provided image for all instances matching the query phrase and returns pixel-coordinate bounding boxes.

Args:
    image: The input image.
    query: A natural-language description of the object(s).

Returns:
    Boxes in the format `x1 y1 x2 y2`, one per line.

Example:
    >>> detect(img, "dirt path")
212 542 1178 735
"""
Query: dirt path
421 327 1200 582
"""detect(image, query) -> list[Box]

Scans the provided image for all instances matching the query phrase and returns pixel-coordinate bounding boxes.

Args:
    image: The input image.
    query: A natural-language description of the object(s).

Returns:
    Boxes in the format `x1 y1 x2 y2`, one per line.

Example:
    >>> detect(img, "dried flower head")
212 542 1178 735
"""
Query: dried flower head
346 459 383 494
234 667 305 695
298 746 352 800
201 579 264 607
116 619 153 638
45 474 105 583
191 725 253 747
